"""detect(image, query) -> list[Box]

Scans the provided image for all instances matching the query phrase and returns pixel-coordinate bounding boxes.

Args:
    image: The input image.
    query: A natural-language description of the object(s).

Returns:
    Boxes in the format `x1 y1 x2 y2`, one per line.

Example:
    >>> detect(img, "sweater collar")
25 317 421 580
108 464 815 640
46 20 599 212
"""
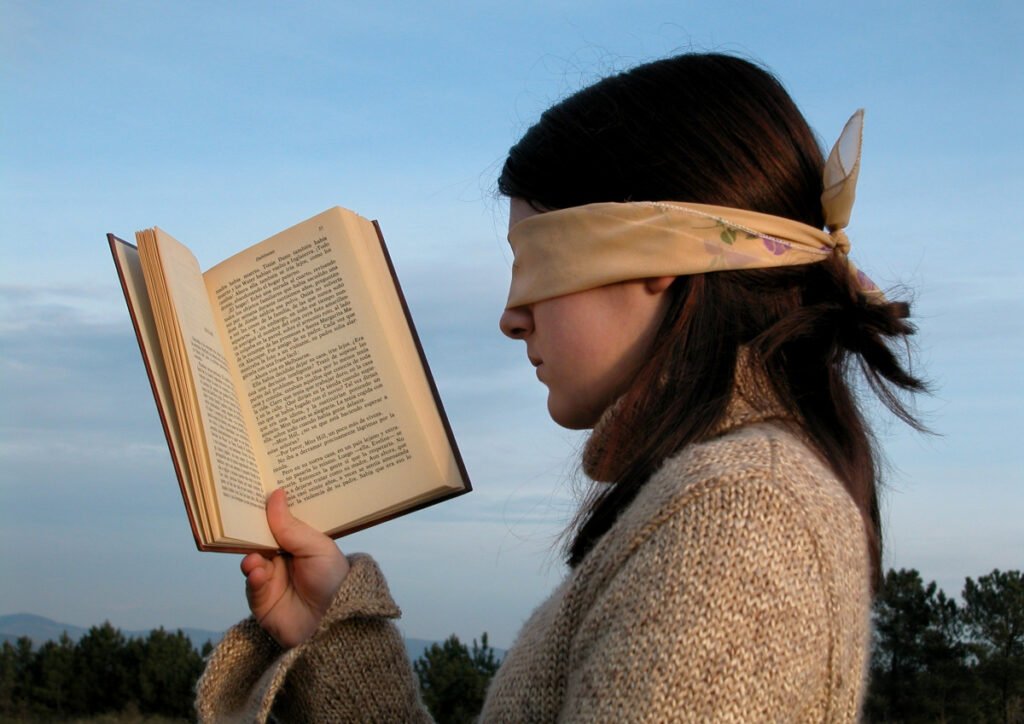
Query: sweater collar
582 349 792 482
708 350 792 438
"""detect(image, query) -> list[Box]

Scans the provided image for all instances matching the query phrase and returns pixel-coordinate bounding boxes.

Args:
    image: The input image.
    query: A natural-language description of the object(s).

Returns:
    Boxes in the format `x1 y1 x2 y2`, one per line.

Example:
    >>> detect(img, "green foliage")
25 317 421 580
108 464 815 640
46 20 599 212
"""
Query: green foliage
413 632 500 724
31 633 77 716
963 570 1024 723
0 623 204 721
866 568 1023 723
135 628 204 718
0 638 35 719
76 622 133 715
0 641 16 714
1 571 1019 722
866 569 969 720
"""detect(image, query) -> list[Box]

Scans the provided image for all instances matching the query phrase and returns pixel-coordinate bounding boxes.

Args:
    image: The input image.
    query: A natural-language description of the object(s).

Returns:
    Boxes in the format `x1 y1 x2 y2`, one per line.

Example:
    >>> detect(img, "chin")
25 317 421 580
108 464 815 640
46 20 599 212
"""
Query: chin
547 399 600 431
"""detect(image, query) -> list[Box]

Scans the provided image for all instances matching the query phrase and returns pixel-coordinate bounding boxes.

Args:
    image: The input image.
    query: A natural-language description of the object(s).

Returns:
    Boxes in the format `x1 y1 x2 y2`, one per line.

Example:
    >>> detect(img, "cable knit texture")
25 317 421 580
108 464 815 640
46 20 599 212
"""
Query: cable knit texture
195 364 872 722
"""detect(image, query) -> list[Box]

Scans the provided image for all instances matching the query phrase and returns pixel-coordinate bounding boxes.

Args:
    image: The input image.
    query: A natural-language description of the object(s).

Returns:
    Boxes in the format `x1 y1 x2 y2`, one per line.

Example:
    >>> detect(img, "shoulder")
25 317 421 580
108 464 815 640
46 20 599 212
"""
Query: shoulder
564 422 871 719
580 421 872 660
579 421 871 612
626 420 866 554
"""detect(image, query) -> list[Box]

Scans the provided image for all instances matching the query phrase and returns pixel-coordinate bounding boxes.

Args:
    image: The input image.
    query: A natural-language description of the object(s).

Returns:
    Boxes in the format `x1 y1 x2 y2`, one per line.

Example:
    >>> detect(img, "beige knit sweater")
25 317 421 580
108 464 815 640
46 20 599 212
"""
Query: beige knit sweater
195 368 872 722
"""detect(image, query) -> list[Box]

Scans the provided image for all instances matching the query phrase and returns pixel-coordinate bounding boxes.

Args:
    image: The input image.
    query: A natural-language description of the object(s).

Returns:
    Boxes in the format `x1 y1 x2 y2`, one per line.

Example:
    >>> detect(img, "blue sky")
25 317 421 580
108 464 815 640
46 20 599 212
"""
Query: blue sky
1 1 1021 648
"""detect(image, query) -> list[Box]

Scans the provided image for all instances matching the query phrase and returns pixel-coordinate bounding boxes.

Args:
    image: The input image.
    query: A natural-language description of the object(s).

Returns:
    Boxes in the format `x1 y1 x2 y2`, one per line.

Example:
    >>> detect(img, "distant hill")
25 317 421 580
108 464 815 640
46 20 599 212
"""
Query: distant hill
0 614 493 662
0 613 88 645
0 613 222 651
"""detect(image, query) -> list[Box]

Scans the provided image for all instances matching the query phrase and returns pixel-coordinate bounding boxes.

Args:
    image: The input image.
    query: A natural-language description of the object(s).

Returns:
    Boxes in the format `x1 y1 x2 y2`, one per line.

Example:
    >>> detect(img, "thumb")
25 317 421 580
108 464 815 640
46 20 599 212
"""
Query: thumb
265 488 328 556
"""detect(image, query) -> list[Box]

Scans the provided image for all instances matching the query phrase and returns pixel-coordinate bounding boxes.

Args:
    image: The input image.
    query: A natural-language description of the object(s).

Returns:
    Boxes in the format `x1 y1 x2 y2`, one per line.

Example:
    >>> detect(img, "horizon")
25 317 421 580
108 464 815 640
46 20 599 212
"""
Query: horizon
0 612 504 667
1 1 1022 649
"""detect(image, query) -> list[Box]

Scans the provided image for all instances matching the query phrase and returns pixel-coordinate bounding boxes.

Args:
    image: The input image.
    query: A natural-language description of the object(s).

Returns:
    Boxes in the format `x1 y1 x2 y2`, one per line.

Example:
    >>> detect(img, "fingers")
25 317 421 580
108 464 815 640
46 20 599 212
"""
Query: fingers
242 553 280 609
243 552 286 617
241 551 273 577
265 488 332 557
239 489 350 646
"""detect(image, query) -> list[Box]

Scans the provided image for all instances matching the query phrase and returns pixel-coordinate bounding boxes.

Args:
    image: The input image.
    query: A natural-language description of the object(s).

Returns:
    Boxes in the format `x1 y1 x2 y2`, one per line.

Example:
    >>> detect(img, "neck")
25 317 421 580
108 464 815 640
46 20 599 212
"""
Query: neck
581 348 790 483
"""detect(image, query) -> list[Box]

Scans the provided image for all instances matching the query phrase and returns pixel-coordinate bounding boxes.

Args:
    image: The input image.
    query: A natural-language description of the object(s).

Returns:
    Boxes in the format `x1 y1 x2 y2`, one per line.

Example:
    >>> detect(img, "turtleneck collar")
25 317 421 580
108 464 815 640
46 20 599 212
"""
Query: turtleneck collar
581 349 793 482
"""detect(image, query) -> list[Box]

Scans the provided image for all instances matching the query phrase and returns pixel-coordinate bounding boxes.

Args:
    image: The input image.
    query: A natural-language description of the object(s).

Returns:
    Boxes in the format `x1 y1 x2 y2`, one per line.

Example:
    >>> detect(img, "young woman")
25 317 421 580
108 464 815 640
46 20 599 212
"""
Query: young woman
196 53 925 722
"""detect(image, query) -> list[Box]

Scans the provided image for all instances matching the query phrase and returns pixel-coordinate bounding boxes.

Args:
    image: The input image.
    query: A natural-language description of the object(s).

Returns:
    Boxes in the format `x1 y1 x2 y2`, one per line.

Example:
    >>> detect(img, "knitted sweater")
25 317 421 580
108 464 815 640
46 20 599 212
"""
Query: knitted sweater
195 369 872 722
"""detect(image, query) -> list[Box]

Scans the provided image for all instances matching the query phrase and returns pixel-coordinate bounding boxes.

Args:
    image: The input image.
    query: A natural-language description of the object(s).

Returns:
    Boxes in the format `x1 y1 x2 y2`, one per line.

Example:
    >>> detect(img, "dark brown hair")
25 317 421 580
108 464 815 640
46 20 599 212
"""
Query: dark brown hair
498 53 927 588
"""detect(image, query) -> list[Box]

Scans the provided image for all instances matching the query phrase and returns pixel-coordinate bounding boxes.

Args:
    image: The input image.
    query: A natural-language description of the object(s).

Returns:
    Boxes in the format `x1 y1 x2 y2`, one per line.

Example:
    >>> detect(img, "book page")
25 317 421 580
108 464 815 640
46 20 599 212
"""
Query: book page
346 218 468 494
141 229 275 547
110 238 211 546
204 208 457 533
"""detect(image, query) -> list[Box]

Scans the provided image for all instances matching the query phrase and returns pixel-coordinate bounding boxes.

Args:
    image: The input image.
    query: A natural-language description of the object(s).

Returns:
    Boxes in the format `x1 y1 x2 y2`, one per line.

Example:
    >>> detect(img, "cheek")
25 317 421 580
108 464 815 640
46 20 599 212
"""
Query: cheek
558 326 640 407
533 285 668 428
546 297 654 382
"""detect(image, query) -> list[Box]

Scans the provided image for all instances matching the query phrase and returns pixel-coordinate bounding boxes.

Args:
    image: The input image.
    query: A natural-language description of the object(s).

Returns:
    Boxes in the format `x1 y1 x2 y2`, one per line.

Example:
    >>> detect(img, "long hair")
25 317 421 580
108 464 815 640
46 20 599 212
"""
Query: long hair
497 53 926 589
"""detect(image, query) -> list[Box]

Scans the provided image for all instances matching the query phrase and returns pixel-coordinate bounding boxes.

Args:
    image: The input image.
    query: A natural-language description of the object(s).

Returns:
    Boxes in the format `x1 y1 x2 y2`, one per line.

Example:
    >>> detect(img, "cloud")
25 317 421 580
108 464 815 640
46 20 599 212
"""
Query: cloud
0 292 158 440
0 283 127 331
0 280 578 644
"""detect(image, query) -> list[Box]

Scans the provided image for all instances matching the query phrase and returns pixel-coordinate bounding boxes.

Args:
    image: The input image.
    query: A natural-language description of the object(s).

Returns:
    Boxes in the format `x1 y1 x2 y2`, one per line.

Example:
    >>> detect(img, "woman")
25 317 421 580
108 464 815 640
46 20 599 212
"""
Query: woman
197 53 925 721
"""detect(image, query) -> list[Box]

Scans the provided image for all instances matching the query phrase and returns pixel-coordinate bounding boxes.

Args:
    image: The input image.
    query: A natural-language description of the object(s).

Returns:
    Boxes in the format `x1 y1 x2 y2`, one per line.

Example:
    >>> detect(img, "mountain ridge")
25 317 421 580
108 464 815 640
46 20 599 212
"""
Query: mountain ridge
0 612 459 662
0 612 222 651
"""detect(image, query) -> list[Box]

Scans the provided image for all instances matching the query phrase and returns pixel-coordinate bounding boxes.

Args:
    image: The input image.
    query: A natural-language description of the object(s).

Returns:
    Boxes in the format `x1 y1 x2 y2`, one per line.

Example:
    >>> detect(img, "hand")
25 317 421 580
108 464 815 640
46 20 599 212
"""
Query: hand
241 488 351 648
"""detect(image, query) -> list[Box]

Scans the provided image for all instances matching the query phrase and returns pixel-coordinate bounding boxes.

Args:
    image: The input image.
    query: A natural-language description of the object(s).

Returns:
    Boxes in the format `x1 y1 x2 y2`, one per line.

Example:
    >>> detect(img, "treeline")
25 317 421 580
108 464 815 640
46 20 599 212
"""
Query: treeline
0 622 209 721
1 568 1020 722
866 568 1023 723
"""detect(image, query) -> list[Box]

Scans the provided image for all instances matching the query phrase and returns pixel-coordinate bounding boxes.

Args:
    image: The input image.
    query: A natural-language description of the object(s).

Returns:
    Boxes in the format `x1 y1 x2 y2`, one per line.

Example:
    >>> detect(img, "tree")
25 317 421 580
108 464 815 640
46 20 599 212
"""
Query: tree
470 633 500 680
867 569 936 719
919 588 977 721
74 621 134 714
0 640 23 717
963 569 1024 723
30 632 77 717
5 637 34 718
136 627 204 718
414 633 500 724
865 569 976 721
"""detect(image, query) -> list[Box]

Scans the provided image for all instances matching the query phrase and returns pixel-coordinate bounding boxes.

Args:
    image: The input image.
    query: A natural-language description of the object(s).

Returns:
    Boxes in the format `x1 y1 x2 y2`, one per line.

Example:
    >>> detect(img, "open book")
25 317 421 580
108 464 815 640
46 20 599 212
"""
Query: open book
109 206 470 551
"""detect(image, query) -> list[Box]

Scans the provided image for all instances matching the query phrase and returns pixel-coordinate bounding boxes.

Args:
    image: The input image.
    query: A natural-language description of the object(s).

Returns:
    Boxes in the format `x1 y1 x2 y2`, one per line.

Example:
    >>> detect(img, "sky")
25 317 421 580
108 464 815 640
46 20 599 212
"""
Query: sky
1 1 1022 649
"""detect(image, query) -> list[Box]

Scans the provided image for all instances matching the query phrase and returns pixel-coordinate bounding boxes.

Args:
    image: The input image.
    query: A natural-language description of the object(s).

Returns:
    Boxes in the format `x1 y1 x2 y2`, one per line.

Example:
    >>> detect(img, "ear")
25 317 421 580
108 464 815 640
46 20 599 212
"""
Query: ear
643 276 676 295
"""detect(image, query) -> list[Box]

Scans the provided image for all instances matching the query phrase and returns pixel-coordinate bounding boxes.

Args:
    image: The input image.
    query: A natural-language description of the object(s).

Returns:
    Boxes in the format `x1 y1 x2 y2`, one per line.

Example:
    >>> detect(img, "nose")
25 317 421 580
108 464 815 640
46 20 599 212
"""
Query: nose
499 305 533 339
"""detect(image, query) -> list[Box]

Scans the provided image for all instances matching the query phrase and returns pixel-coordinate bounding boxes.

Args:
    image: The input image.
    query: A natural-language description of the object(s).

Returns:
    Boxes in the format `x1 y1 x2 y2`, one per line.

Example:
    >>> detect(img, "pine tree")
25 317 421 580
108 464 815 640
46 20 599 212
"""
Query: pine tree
74 621 133 714
30 632 77 716
8 637 34 718
414 633 500 723
136 627 204 718
0 640 21 717
963 569 1024 723
865 569 977 721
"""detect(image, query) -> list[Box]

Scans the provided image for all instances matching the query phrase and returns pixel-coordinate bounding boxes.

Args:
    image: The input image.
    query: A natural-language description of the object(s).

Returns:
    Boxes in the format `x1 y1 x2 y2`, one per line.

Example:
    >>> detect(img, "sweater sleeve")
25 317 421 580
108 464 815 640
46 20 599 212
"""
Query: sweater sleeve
195 553 432 723
560 473 851 722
